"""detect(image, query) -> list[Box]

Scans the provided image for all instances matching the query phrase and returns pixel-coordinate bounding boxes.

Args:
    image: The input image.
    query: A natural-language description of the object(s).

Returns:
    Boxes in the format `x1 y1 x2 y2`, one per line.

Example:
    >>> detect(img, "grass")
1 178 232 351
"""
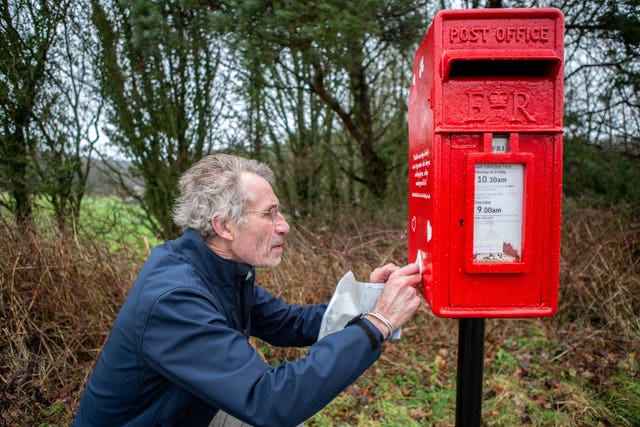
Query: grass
602 353 640 426
483 324 605 426
0 193 162 255
78 195 163 254
1 197 639 426
308 327 458 427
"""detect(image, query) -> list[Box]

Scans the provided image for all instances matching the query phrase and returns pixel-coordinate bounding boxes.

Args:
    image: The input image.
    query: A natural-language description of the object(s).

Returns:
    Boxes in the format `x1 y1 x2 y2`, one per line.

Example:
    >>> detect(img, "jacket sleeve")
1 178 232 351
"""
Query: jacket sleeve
141 286 381 427
250 285 327 347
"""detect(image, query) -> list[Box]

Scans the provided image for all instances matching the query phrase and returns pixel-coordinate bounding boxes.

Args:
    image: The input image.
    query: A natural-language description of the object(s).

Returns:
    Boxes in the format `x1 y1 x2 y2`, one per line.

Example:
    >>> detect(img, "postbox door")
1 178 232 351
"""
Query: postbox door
447 132 553 310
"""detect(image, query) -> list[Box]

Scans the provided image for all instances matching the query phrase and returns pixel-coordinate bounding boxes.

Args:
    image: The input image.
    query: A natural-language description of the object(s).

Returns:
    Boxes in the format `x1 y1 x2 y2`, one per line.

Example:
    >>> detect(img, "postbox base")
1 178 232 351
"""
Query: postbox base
433 306 556 318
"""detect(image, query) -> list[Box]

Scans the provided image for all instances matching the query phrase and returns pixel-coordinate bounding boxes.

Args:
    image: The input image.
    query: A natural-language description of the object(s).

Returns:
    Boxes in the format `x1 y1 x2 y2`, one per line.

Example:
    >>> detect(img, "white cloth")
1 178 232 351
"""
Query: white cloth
318 271 401 341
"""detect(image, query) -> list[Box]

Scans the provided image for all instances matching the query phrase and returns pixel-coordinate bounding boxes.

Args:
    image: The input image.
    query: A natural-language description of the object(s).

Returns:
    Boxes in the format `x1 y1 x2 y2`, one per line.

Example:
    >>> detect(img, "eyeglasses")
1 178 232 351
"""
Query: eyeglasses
245 205 283 224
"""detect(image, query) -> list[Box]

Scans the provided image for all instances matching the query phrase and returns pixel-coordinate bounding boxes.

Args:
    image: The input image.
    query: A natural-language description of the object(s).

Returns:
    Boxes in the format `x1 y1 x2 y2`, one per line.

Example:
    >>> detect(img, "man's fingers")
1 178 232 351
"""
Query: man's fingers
387 266 421 291
388 262 420 280
370 262 400 283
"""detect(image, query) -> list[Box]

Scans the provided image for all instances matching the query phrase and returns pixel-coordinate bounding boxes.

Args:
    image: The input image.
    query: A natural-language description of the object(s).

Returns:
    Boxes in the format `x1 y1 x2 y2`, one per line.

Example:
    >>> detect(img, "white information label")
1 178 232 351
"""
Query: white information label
492 136 509 153
473 163 524 262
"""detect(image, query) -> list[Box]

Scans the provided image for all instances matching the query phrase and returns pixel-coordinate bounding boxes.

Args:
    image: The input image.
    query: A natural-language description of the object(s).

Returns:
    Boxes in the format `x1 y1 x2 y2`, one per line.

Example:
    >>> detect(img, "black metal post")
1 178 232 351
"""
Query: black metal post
455 318 486 427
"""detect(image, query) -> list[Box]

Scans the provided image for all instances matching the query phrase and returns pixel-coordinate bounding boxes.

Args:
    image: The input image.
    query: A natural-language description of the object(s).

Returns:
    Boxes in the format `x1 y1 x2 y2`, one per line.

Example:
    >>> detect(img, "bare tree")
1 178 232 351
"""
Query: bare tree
0 0 96 233
90 0 230 239
217 0 428 200
562 0 640 149
31 1 102 232
0 0 65 231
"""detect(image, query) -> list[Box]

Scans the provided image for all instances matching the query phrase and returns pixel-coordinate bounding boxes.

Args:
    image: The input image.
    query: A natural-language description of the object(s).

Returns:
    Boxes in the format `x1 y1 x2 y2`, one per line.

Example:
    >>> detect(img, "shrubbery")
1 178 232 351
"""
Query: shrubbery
1 195 638 425
563 138 640 207
1 140 638 425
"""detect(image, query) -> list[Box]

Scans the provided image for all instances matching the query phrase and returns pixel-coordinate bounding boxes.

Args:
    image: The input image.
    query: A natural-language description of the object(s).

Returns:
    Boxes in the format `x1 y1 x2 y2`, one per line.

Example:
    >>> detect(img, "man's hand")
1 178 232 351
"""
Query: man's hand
369 263 400 283
366 263 422 338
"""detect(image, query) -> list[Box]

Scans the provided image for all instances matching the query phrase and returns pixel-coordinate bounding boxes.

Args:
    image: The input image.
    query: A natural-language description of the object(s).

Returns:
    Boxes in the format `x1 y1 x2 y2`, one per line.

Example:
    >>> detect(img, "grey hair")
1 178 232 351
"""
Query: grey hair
172 154 276 237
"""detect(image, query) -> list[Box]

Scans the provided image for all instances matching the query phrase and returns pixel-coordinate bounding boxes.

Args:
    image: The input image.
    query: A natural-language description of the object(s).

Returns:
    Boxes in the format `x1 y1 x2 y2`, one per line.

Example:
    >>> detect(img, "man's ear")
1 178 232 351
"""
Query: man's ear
211 213 234 241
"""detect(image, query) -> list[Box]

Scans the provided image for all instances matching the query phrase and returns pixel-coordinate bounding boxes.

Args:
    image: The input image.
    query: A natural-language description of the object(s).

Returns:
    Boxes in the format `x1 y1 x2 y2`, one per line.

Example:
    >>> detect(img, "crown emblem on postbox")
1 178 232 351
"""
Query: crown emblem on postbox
488 92 509 108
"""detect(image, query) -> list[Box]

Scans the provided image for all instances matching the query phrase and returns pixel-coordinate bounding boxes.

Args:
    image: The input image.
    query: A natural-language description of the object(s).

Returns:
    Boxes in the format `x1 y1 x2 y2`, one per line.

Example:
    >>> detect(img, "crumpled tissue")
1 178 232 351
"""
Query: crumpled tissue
318 271 401 341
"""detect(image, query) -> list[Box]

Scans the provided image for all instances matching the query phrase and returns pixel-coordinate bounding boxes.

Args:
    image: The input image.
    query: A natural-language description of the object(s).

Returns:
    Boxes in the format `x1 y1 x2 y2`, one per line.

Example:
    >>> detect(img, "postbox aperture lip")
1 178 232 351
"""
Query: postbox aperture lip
441 50 562 81
445 57 561 81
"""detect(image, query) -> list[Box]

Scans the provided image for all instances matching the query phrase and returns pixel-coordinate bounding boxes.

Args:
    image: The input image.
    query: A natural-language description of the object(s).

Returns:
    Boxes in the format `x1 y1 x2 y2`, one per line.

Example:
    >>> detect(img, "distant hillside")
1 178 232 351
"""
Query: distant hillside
85 157 144 196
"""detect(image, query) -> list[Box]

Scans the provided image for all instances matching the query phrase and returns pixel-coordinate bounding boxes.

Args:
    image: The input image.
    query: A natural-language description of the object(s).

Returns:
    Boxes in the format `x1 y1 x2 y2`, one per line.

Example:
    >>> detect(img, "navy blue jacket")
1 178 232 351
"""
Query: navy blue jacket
73 228 382 426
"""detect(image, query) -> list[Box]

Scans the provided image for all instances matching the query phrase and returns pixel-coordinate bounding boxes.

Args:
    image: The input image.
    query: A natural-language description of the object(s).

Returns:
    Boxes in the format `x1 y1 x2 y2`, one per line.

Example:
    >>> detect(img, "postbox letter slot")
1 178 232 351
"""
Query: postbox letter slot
446 58 559 80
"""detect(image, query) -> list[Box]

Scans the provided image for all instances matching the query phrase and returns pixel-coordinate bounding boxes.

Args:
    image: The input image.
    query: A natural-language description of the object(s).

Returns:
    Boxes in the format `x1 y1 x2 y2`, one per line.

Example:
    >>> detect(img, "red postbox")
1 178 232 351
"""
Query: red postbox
408 8 564 318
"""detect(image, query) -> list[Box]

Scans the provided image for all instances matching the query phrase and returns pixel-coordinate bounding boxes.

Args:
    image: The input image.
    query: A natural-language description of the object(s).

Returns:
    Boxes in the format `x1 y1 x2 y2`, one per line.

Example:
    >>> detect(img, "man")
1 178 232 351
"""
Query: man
74 154 422 427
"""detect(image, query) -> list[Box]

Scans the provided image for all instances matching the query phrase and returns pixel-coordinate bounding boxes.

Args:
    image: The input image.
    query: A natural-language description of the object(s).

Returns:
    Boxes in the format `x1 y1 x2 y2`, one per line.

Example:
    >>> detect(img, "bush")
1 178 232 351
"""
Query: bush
1 197 638 425
559 200 640 340
0 219 140 426
563 139 640 207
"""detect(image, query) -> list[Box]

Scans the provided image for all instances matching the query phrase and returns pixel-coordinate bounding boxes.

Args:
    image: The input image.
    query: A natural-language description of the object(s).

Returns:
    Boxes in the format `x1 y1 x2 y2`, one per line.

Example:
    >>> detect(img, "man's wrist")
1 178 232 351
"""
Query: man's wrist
363 314 389 338
346 314 383 349
364 312 394 341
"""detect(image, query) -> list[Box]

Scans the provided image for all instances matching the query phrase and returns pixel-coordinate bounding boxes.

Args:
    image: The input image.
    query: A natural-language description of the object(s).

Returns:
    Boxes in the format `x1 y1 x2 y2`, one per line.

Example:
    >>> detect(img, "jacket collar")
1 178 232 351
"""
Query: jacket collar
175 228 255 290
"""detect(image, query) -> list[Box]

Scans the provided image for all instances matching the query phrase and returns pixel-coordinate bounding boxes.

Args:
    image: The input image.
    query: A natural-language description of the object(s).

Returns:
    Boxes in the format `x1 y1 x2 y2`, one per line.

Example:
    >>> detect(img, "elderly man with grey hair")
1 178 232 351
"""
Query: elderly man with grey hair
73 154 422 427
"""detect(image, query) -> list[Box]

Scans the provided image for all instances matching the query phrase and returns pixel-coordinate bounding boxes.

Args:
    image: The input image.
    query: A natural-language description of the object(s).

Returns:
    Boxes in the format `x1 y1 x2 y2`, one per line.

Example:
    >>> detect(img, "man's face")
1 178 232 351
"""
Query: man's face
227 172 290 268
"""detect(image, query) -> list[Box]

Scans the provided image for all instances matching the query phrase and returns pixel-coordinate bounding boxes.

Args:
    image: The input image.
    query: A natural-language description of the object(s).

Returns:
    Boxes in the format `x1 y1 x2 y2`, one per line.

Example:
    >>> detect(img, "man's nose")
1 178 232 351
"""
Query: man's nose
275 213 290 234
